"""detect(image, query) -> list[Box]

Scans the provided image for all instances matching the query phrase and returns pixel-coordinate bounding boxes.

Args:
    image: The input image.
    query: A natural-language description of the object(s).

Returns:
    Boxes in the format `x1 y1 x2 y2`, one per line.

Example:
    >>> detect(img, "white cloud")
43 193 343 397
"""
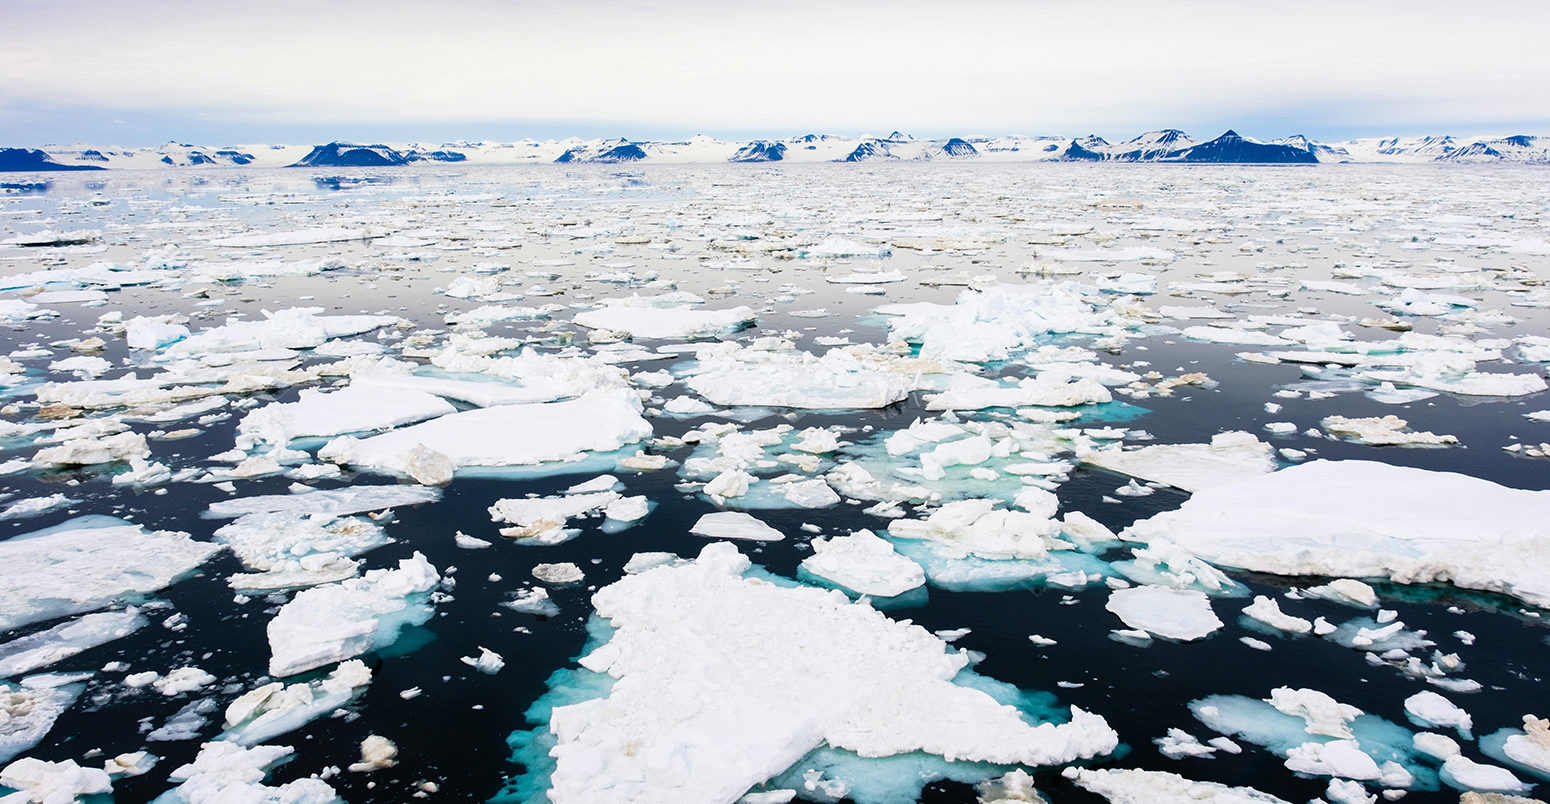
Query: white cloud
3 0 1547 137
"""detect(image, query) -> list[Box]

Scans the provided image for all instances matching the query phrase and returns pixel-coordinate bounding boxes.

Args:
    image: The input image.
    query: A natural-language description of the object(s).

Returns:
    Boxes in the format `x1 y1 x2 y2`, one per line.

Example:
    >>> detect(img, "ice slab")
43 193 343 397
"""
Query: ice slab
690 511 785 542
1 677 85 764
1082 431 1275 492
1068 768 1293 804
204 485 440 519
214 513 389 590
1123 460 1550 607
319 388 652 482
542 542 1116 803
682 342 932 410
236 385 455 449
0 757 112 802
0 610 146 678
266 553 439 677
799 529 926 598
157 741 340 803
0 516 220 632
221 660 372 745
574 298 755 340
161 307 399 358
1105 586 1223 641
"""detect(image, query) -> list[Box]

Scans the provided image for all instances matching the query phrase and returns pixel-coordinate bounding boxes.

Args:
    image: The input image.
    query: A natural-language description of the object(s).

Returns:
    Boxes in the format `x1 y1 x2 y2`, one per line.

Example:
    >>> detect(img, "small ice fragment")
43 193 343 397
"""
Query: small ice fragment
348 735 399 772
460 647 505 675
533 563 585 585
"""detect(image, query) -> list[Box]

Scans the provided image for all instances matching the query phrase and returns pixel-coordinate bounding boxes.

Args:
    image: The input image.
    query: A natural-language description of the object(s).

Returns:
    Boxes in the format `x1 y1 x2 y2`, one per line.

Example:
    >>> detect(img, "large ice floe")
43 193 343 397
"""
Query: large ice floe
318 388 652 483
0 516 219 632
520 542 1116 803
234 384 456 450
680 339 954 410
572 294 755 340
1123 460 1550 607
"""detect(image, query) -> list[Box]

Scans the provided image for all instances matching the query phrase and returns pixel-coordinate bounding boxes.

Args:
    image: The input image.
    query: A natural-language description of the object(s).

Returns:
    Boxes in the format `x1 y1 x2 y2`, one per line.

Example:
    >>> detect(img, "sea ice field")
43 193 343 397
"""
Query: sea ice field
0 162 1547 804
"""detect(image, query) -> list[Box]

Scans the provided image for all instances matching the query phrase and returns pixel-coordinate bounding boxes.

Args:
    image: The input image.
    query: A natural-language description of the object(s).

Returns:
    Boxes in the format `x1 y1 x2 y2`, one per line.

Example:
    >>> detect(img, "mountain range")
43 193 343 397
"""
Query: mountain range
5 129 1549 171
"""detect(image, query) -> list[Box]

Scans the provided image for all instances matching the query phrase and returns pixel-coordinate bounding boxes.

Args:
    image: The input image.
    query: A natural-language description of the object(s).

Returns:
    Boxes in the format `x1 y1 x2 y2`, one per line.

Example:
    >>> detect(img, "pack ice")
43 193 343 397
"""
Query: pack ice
1124 460 1550 607
543 542 1116 803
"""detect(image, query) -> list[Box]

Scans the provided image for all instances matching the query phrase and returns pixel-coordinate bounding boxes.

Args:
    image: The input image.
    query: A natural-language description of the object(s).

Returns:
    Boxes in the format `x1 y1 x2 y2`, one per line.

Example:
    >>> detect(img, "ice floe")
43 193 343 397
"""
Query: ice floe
1124 460 1550 607
266 553 440 677
1105 586 1223 641
798 529 927 598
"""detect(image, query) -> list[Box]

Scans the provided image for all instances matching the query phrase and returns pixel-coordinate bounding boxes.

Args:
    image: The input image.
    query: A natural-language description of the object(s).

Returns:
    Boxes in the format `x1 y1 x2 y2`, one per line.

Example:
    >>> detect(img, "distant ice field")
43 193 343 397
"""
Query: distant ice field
0 163 1546 804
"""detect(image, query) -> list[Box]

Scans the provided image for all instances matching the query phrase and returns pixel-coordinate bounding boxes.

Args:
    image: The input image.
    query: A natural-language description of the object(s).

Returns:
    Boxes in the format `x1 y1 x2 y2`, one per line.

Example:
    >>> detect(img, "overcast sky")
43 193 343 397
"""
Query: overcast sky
4 0 1548 146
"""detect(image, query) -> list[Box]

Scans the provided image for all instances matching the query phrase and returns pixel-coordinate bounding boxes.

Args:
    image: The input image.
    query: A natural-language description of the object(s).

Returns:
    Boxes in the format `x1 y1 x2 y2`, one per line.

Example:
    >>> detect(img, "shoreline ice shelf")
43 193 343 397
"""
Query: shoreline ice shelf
0 162 1547 804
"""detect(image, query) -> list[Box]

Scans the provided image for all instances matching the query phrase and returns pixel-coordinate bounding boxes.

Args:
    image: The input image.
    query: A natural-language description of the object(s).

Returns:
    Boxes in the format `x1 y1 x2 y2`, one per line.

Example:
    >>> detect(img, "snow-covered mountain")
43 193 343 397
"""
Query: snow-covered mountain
7 130 1548 170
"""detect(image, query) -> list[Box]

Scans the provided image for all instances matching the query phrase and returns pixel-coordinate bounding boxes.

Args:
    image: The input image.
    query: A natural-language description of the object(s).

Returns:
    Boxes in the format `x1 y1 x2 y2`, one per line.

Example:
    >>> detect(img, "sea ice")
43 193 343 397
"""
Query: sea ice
157 741 340 803
799 529 927 597
1123 460 1550 607
205 485 440 519
1404 691 1473 735
0 610 147 678
1 677 85 764
319 388 652 481
1066 768 1293 804
1320 415 1458 447
573 297 755 340
0 516 220 632
1082 431 1275 492
221 660 372 745
235 385 455 449
690 511 785 542
542 542 1116 803
266 553 440 677
682 341 926 410
0 757 112 802
1104 586 1223 641
213 512 388 590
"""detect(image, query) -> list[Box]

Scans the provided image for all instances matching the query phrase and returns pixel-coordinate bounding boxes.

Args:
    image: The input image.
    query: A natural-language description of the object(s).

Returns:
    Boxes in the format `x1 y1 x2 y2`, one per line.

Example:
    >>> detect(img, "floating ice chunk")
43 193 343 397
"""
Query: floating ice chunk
1412 731 1461 761
1 677 85 764
684 342 924 410
159 741 339 803
825 269 906 285
0 516 220 632
460 647 505 675
1492 715 1550 777
1112 540 1240 594
877 282 1120 363
925 374 1111 411
0 494 78 522
0 610 146 678
1083 431 1275 492
1155 728 1219 759
1441 755 1532 793
1404 691 1472 735
1285 738 1382 779
214 512 388 590
205 485 439 519
210 226 386 247
691 511 784 542
31 430 150 468
348 735 398 773
889 499 1063 560
1181 326 1292 347
1066 767 1293 804
545 542 1115 803
154 667 216 696
48 354 112 378
1105 586 1222 641
490 491 622 543
236 385 455 449
1326 777 1377 804
800 529 926 597
1268 687 1362 739
221 660 372 745
319 388 652 479
1307 579 1380 608
1321 415 1458 447
533 563 585 585
0 757 112 802
779 478 840 508
504 587 561 617
802 237 891 258
574 297 755 340
162 307 399 357
1242 596 1312 635
266 553 439 677
103 751 156 778
1122 460 1550 608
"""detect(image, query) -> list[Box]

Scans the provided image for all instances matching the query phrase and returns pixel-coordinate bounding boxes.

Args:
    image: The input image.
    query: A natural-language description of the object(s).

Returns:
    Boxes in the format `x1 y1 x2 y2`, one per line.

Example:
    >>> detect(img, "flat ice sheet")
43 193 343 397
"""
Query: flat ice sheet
319 388 652 478
1123 460 1550 607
